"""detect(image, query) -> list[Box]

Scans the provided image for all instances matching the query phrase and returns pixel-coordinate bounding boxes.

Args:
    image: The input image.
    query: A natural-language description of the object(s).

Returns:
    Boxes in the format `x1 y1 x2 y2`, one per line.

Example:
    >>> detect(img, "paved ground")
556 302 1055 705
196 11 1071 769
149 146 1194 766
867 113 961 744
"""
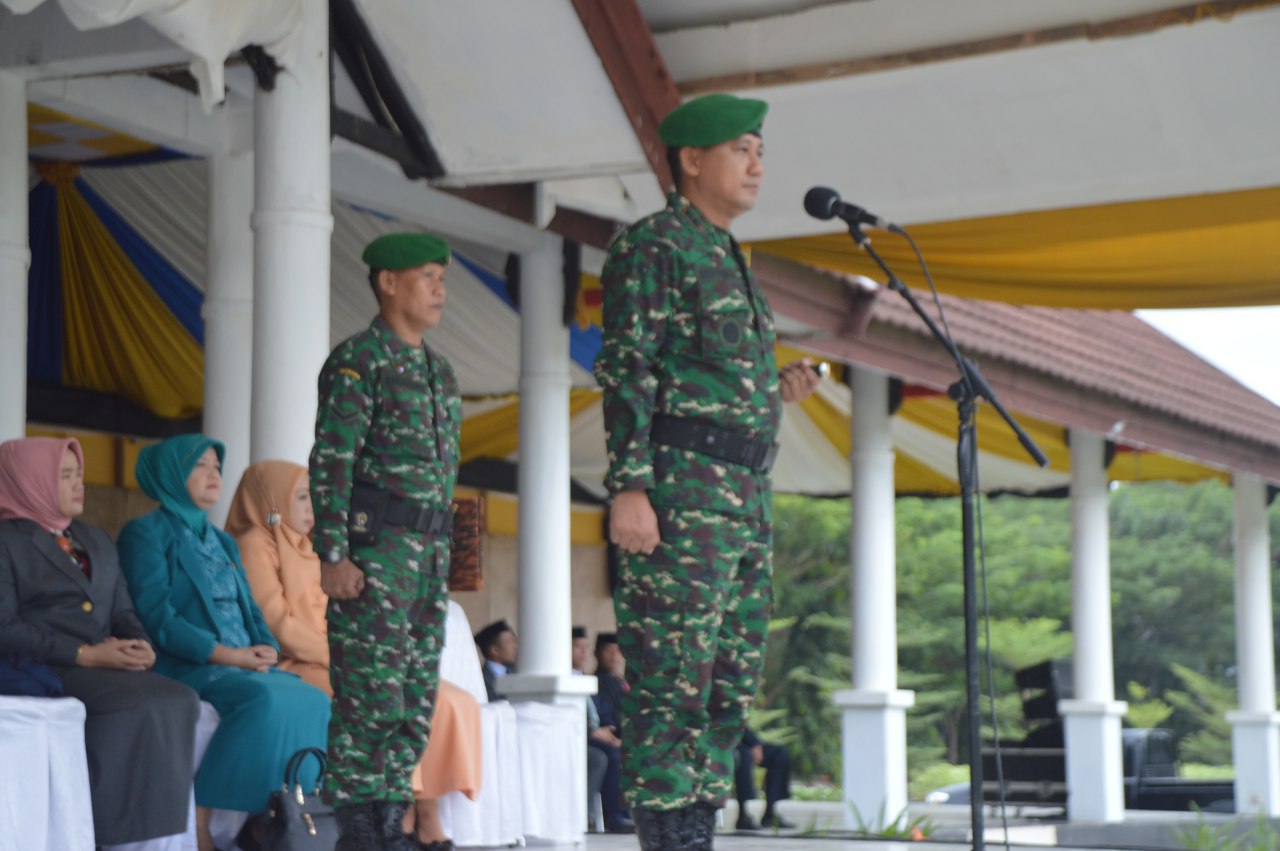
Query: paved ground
532 799 1164 850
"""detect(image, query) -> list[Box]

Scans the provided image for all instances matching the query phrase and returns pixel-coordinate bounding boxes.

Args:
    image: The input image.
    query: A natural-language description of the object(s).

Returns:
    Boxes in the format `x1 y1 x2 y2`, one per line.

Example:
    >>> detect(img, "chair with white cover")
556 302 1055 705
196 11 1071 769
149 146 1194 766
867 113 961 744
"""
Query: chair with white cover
435 601 523 847
0 695 95 851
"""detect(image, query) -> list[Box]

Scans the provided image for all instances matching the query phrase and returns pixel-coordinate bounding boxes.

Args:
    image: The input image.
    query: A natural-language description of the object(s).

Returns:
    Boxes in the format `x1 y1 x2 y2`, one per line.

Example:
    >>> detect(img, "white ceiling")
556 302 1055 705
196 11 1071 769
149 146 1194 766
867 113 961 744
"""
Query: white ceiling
7 0 1280 244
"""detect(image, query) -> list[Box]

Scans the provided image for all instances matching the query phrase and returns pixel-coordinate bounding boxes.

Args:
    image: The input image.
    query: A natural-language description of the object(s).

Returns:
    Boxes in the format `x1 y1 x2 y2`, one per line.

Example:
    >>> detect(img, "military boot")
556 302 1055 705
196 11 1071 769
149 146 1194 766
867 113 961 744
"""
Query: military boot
334 803 380 851
374 801 420 851
632 807 686 851
684 802 719 850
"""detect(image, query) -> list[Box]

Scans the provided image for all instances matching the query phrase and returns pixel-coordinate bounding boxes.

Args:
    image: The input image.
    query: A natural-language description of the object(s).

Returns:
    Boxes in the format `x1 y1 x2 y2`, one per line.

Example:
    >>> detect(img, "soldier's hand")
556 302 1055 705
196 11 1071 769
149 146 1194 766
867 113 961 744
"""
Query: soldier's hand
779 358 822 403
322 558 366 600
610 490 661 555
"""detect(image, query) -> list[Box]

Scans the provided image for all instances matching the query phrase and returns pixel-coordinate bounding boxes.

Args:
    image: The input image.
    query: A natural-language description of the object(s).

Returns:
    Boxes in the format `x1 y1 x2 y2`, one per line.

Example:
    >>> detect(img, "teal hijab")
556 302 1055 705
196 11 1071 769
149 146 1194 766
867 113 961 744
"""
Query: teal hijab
136 434 226 534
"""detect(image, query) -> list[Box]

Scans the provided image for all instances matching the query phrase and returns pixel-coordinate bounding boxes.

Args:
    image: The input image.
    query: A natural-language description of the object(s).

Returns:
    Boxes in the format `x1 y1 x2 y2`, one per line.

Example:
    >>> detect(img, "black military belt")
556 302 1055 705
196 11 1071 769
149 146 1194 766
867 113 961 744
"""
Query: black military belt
650 414 779 474
384 499 453 536
352 482 453 536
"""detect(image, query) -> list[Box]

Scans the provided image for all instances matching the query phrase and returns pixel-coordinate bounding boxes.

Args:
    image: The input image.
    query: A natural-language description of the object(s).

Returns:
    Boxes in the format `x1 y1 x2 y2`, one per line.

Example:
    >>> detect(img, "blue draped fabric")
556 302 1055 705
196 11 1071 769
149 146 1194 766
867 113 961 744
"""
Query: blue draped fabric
27 182 63 383
453 252 602 372
77 177 204 346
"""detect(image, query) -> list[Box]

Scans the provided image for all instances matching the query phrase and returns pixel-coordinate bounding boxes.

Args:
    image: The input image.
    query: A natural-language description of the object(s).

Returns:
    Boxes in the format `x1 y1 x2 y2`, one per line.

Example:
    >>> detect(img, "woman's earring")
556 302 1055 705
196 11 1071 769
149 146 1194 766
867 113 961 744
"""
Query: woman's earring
267 510 282 526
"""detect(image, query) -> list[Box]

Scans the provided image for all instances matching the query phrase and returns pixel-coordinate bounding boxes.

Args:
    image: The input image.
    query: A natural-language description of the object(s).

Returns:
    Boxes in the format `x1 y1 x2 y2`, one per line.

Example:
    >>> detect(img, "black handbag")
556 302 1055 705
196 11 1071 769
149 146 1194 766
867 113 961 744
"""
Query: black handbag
261 747 338 851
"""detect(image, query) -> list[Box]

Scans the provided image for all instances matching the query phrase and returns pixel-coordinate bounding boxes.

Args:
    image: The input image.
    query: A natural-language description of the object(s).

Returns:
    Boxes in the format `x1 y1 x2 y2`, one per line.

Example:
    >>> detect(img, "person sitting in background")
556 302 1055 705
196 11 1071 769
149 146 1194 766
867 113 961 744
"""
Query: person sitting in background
734 727 794 830
227 459 480 850
0 437 202 850
475 619 517 701
116 435 331 851
593 632 628 723
574 626 632 835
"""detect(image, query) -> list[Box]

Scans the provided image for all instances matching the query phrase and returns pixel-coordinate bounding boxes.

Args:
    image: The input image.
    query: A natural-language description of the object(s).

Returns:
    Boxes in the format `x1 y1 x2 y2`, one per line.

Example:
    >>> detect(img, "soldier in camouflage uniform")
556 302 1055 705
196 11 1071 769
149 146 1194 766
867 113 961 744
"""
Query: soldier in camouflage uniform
310 232 462 851
593 93 821 850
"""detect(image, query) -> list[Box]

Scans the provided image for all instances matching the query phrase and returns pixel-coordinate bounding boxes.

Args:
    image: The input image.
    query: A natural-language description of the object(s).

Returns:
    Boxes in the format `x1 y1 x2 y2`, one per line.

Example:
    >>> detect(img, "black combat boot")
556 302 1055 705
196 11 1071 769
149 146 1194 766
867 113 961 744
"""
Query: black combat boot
334 803 380 851
632 807 686 851
684 802 719 850
374 801 419 851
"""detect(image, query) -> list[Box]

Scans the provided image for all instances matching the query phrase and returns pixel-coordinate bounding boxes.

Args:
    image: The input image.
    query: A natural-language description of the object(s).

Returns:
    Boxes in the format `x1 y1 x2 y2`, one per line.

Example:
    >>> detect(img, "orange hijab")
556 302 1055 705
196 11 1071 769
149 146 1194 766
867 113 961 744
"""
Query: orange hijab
225 460 317 568
225 458 309 545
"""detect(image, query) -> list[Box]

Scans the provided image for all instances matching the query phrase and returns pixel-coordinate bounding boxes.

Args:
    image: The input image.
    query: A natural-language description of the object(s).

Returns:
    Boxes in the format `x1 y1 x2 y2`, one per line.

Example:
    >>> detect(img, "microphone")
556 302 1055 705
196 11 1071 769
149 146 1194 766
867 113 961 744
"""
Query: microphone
803 186 899 232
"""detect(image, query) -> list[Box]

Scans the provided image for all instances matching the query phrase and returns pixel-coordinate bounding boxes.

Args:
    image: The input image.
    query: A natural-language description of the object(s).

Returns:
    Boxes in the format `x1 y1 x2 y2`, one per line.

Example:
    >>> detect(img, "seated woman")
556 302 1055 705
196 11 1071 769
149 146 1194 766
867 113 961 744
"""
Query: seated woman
0 437 202 849
227 460 480 850
116 436 330 850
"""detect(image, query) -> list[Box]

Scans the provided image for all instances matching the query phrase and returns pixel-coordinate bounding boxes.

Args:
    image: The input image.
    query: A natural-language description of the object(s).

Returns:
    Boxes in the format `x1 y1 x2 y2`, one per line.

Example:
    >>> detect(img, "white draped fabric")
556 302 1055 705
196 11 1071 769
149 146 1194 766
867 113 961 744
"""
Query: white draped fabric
514 701 586 843
0 0 303 109
0 696 95 851
438 601 581 847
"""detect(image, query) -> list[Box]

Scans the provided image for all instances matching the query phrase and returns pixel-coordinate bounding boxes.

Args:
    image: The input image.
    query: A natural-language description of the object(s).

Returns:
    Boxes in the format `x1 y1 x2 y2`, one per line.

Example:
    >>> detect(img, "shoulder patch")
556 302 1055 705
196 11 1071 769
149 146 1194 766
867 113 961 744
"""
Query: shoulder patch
337 367 363 380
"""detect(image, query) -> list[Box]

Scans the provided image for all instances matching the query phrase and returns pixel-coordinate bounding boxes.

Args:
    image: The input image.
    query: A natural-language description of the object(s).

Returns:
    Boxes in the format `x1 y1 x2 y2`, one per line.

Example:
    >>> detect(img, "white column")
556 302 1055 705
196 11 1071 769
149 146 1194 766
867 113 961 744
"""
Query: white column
1061 428 1127 822
498 233 587 703
203 151 254 524
0 73 29 441
250 0 332 465
495 231 590 844
1227 473 1280 815
835 366 913 830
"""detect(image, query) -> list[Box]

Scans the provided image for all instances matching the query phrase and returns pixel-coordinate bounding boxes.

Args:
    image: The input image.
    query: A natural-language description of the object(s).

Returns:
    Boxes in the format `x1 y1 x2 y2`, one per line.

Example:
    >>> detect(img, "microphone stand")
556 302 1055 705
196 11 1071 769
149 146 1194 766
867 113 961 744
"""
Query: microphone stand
844 222 1048 851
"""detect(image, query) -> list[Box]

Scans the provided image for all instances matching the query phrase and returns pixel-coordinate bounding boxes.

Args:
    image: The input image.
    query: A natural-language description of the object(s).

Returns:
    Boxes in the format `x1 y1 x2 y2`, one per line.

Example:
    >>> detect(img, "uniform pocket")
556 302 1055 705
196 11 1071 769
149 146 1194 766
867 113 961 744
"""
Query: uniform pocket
699 308 753 361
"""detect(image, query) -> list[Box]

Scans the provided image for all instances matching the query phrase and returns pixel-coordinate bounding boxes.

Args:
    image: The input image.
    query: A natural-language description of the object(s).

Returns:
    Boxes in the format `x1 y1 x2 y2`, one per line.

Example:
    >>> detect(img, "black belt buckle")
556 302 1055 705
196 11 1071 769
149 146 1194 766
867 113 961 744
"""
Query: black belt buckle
757 441 780 474
425 506 453 537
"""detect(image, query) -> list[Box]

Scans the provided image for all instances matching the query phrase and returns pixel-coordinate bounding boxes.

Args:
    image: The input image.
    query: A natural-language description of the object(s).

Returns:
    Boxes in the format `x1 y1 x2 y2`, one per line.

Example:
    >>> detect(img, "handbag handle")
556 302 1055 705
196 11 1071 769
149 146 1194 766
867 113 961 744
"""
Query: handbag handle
282 747 328 796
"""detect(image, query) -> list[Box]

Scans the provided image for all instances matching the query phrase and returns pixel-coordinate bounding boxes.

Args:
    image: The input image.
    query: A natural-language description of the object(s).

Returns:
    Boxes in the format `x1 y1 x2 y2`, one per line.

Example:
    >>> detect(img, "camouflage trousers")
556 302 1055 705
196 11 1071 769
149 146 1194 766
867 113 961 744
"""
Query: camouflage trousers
615 506 773 812
324 535 450 806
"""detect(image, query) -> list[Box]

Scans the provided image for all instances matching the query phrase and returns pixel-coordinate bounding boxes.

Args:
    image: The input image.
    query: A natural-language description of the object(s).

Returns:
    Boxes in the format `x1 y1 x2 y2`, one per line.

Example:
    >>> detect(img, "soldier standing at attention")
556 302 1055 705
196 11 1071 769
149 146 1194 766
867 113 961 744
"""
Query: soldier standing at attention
593 93 821 850
310 233 462 851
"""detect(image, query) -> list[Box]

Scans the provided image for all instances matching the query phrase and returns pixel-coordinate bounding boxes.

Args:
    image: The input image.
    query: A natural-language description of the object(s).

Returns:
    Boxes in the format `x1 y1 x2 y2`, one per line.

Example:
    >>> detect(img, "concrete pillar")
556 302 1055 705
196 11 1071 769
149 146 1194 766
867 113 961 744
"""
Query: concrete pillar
835 366 913 829
250 0 332 465
498 232 582 701
493 231 588 844
204 151 254 524
1228 472 1280 815
1061 428 1126 822
0 72 29 441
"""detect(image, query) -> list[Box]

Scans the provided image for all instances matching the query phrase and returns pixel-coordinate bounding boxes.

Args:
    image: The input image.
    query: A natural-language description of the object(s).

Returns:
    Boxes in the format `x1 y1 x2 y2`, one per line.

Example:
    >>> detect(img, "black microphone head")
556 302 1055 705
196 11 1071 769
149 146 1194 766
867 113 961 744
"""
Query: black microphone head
804 186 841 220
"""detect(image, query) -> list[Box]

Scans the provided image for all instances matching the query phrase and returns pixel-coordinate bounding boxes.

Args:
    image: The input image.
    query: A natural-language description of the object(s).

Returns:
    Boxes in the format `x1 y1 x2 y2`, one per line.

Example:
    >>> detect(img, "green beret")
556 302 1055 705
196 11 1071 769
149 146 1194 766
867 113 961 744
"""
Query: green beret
362 232 451 271
659 93 768 148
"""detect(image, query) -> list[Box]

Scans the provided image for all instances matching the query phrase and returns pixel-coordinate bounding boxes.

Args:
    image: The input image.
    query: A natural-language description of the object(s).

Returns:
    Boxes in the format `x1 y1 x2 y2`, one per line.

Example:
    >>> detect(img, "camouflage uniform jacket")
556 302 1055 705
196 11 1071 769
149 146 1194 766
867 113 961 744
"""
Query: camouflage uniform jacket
310 316 462 565
593 192 781 521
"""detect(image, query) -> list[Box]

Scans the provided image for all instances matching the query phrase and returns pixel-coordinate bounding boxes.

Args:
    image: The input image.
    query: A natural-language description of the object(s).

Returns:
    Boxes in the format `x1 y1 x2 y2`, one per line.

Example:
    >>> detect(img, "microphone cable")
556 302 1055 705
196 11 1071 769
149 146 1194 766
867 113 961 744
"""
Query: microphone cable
897 225 1014 851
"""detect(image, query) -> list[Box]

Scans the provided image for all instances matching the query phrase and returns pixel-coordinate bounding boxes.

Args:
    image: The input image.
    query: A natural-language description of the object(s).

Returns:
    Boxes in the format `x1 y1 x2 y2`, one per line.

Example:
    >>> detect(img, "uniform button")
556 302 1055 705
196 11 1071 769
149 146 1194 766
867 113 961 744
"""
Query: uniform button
81 601 93 613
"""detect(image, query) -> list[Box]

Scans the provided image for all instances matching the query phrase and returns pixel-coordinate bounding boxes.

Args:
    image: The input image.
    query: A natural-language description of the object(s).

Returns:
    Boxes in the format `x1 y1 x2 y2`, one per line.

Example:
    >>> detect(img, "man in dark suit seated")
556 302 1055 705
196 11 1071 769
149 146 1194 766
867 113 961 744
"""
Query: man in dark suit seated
574 627 634 834
735 727 794 830
474 619 517 702
593 632 628 723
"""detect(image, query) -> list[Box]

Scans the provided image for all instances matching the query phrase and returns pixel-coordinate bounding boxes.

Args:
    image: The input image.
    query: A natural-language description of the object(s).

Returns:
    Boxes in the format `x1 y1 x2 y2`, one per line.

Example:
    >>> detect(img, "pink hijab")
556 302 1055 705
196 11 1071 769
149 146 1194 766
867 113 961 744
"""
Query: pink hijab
0 437 84 532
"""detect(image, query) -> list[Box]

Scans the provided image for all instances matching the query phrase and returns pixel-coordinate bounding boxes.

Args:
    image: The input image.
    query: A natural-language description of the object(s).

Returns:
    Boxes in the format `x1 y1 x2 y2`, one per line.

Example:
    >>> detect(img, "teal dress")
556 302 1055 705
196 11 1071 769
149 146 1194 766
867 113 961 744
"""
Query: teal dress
118 508 330 811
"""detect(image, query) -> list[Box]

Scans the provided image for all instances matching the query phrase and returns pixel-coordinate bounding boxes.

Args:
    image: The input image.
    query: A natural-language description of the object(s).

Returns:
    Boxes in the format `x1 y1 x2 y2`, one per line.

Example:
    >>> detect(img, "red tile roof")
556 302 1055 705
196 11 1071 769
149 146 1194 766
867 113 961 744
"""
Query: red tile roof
869 289 1280 451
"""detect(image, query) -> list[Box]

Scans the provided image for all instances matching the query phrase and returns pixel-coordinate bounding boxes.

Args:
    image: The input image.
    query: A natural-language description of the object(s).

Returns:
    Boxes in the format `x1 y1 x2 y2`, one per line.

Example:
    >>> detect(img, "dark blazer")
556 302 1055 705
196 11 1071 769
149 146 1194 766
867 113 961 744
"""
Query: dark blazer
117 509 277 690
596 669 626 728
0 518 148 666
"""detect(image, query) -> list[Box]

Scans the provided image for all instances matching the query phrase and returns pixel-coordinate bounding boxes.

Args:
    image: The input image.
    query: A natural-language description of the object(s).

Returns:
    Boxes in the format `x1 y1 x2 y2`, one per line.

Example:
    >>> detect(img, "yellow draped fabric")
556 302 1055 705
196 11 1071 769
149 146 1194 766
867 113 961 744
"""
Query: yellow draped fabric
460 388 601 463
795 375 1226 494
754 187 1280 310
40 163 204 419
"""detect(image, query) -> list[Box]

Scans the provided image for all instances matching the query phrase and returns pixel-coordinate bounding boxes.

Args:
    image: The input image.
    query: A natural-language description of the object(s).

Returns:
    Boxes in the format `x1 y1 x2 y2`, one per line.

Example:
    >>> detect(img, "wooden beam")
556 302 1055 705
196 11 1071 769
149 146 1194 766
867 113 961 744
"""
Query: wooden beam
678 0 1280 95
571 0 681 191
